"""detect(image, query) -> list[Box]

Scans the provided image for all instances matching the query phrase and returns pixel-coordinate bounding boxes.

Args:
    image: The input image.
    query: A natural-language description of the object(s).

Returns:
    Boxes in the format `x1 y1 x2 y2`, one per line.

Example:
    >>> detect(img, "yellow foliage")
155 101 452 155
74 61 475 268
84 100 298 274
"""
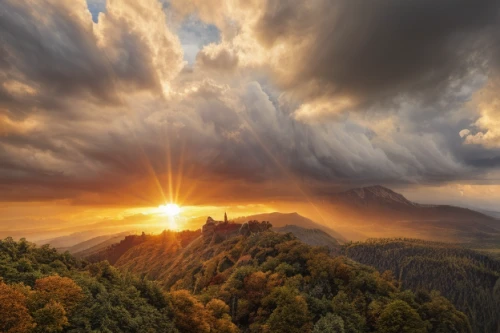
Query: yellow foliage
33 276 83 312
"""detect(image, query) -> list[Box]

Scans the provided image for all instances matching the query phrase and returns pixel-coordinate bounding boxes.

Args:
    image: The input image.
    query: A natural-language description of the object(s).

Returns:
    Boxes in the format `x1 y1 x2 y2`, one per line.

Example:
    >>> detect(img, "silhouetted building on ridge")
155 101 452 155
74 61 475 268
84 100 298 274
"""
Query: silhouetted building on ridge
201 213 272 240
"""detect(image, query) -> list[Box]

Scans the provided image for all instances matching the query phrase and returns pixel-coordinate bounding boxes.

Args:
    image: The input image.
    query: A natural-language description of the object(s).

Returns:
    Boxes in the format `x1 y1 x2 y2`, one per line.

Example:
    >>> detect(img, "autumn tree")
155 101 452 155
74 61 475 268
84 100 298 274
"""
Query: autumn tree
32 276 83 312
171 290 211 333
0 281 35 333
206 299 239 333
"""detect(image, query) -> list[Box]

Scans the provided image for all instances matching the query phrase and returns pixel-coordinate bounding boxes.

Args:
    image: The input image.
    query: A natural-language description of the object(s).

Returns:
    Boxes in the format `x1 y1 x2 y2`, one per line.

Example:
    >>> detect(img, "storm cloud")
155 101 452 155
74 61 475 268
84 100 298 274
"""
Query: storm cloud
0 0 500 206
254 0 500 104
175 0 500 109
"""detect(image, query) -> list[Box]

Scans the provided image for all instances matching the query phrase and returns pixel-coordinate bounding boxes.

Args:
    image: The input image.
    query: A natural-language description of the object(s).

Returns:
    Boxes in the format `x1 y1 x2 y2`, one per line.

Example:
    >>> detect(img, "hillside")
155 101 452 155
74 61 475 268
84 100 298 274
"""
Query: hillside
327 186 500 248
110 230 471 332
94 219 500 332
343 238 500 333
73 233 133 258
85 215 500 332
37 230 106 249
63 231 132 254
0 237 237 333
478 209 500 220
87 230 200 265
234 212 347 243
274 225 339 249
1 234 472 332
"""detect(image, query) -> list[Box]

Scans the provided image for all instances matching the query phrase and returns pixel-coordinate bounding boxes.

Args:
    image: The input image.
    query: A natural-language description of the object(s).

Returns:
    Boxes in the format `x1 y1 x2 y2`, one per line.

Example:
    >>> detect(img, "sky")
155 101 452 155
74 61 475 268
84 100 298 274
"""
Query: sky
1 0 500 237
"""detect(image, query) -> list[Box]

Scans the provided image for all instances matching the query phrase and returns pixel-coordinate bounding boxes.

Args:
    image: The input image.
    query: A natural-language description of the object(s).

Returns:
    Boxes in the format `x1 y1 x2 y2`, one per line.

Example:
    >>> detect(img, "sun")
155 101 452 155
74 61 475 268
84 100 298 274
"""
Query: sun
158 203 181 217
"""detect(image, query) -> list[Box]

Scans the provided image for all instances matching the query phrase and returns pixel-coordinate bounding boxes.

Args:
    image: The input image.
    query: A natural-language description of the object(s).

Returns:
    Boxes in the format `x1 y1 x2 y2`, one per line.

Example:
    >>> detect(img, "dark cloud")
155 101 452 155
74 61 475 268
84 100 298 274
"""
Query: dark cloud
0 76 473 204
0 1 116 112
254 0 500 106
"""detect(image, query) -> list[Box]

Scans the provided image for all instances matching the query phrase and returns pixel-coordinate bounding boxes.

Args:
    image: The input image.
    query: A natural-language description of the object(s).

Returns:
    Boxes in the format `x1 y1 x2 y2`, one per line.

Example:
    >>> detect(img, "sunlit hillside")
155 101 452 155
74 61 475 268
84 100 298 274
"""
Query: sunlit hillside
1 231 474 333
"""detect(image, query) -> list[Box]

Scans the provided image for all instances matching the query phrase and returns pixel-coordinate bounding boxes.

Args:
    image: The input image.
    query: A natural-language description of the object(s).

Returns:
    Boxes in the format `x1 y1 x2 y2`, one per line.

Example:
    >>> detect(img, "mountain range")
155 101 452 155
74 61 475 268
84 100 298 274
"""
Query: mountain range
1 231 478 333
80 218 499 332
40 185 500 261
325 185 500 250
3 185 499 332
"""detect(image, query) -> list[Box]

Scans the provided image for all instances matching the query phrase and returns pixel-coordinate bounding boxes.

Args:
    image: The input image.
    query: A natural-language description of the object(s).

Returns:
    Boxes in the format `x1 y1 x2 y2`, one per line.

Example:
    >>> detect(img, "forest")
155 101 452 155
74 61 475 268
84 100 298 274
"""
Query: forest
1 232 474 333
342 238 500 333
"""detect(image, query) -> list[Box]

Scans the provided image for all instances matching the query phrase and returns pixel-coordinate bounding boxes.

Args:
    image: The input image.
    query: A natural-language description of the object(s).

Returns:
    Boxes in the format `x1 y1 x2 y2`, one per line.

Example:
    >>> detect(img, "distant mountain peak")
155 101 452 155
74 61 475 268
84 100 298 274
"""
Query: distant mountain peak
338 185 415 206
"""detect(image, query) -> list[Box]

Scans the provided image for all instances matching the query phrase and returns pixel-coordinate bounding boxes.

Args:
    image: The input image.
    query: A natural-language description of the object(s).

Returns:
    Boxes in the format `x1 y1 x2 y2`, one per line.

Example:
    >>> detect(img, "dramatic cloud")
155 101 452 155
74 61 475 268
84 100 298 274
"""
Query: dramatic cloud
196 43 239 72
460 79 500 149
254 0 500 104
174 0 500 110
1 0 500 208
0 76 471 204
0 0 183 115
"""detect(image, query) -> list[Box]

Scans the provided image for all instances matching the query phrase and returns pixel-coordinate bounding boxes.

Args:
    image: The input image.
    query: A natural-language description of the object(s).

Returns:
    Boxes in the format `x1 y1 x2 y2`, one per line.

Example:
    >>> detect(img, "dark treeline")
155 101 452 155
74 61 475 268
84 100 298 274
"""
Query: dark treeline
342 238 500 333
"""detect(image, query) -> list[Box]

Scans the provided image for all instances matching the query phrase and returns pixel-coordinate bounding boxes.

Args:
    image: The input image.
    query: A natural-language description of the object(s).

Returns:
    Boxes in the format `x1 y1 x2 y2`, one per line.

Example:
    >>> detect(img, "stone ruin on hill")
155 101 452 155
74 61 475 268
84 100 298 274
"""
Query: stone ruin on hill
201 214 272 240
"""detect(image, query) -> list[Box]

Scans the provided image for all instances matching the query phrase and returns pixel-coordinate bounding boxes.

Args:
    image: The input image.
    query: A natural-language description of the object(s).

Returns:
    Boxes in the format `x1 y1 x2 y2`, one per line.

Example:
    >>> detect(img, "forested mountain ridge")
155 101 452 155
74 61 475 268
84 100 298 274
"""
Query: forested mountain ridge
98 228 471 332
234 212 347 243
87 230 200 264
331 186 498 224
342 238 500 333
1 231 472 333
326 186 500 250
73 233 133 258
86 220 500 332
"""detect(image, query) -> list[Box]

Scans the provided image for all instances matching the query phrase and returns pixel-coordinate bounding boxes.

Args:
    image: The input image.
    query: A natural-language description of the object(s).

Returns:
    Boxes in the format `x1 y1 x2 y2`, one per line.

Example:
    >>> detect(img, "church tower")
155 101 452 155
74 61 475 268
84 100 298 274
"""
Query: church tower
224 211 228 223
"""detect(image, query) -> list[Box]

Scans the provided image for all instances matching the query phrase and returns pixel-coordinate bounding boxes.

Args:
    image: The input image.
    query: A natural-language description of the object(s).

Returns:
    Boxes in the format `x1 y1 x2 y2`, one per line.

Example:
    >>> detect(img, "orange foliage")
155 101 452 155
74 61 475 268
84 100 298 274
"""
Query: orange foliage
0 281 35 333
244 271 268 302
170 290 211 333
33 276 83 312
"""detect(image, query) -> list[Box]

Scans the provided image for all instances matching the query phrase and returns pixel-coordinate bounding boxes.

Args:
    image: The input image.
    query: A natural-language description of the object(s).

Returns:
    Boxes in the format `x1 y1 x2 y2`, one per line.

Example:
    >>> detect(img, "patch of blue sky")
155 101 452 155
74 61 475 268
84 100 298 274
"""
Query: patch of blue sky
86 0 106 23
178 15 220 65
85 0 220 65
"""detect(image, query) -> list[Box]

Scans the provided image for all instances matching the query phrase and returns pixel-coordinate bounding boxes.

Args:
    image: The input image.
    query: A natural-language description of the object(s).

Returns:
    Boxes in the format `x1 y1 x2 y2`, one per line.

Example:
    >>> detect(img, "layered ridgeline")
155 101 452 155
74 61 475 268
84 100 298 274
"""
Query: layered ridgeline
2 228 472 332
343 239 500 333
37 212 344 262
85 218 472 333
325 186 500 251
234 212 347 243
